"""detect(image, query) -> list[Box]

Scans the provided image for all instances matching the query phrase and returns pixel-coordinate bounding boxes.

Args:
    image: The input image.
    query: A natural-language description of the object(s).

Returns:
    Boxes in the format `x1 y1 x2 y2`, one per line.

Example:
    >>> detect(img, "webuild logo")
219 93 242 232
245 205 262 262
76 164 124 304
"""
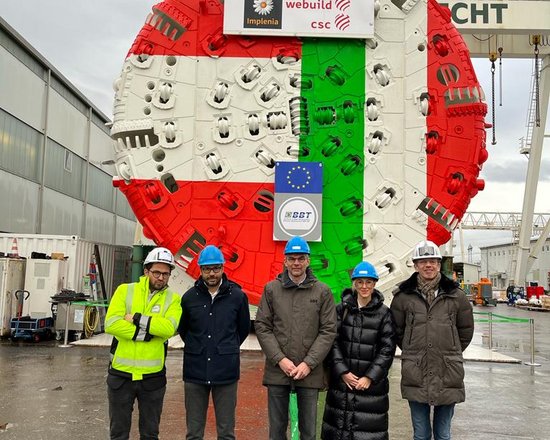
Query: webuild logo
285 0 332 9
283 0 351 31
244 0 283 29
225 0 374 39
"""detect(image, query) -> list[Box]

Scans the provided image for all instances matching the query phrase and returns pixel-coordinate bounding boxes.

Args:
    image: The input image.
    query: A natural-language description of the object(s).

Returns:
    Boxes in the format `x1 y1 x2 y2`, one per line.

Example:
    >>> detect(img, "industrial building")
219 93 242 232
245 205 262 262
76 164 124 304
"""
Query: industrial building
0 17 135 245
480 238 550 291
0 17 137 338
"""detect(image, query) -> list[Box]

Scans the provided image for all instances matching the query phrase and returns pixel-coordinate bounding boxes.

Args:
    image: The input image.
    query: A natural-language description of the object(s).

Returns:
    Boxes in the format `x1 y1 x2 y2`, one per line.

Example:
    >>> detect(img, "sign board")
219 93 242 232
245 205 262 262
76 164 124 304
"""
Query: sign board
223 0 374 39
274 162 323 241
74 308 84 324
439 1 550 33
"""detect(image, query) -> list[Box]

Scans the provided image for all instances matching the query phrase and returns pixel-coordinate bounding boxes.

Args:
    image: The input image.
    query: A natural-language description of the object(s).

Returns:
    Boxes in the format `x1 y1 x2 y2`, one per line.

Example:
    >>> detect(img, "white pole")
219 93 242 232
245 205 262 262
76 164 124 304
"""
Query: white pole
524 318 541 367
58 302 73 348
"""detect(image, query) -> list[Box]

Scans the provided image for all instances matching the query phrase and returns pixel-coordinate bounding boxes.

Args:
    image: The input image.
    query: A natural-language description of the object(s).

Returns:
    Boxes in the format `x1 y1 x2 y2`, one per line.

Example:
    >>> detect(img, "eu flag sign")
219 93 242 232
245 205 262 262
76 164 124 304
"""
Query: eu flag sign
274 162 323 241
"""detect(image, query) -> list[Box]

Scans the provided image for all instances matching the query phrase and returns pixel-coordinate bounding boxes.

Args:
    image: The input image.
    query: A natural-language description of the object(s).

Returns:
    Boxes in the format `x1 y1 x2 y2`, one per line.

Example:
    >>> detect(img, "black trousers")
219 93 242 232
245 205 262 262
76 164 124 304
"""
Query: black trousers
107 374 166 440
184 381 238 440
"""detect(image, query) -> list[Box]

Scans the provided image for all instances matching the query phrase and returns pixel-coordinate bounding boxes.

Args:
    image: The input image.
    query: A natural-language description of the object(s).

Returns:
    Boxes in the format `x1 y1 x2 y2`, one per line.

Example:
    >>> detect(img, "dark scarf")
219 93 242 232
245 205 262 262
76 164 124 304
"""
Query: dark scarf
417 272 442 305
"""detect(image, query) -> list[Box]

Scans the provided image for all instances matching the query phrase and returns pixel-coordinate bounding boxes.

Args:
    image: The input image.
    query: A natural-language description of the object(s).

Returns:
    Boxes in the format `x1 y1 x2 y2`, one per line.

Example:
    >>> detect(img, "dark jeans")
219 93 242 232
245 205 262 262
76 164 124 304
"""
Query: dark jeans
184 381 238 440
267 385 319 440
409 401 455 440
107 375 166 440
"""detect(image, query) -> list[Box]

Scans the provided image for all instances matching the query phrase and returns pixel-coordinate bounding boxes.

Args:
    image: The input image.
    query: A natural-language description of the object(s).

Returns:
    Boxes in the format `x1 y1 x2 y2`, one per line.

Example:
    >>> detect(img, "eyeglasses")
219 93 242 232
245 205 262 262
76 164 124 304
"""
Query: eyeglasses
286 255 308 263
416 258 440 265
201 265 223 274
354 279 375 287
149 270 171 279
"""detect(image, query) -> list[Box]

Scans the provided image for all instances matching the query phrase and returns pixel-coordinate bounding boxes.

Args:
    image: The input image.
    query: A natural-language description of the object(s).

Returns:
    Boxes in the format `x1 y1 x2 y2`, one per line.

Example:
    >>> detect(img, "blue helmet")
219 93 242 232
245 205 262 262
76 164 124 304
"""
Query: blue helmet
351 261 379 281
284 236 310 255
198 245 225 266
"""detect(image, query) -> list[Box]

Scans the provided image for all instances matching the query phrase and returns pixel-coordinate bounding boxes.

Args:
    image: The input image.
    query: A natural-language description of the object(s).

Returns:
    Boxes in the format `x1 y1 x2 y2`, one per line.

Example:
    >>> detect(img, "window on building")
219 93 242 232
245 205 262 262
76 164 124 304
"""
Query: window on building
0 108 43 182
87 165 114 212
44 138 84 199
63 150 73 172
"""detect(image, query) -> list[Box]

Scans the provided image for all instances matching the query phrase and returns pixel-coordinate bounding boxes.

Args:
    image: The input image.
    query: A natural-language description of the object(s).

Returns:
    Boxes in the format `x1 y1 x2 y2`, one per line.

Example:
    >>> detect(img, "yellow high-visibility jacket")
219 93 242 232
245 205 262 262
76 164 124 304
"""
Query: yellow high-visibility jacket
105 276 182 381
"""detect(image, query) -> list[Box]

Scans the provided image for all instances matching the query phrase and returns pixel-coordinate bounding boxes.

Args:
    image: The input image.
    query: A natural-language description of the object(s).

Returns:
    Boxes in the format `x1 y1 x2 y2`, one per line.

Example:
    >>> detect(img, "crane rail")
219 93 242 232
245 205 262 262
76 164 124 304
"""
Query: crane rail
460 212 550 232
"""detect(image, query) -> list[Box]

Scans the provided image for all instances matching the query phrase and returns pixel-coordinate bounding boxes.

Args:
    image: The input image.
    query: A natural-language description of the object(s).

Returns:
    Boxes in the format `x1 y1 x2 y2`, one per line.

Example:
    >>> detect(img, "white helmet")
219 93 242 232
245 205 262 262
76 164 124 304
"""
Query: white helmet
412 240 442 261
143 247 176 269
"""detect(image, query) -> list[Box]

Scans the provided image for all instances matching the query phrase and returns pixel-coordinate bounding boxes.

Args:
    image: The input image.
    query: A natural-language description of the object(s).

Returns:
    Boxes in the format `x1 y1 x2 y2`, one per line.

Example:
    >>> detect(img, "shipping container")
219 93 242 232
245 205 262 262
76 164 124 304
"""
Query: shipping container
0 258 26 336
0 234 132 300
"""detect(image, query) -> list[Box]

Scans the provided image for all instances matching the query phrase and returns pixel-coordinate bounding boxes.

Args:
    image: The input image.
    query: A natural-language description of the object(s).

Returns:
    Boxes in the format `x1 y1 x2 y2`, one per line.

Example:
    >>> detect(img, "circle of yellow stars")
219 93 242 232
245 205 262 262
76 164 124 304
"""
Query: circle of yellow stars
287 165 311 190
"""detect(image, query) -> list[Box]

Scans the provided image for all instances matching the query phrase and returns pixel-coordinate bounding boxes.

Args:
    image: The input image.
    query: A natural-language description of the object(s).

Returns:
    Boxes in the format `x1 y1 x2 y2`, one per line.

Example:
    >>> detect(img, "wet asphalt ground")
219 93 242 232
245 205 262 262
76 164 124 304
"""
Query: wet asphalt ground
0 303 549 440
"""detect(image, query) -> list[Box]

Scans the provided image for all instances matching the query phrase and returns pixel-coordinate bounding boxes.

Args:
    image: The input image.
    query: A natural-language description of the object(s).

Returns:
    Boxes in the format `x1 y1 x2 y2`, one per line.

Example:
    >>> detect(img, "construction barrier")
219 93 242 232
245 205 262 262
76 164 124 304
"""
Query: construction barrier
473 311 540 367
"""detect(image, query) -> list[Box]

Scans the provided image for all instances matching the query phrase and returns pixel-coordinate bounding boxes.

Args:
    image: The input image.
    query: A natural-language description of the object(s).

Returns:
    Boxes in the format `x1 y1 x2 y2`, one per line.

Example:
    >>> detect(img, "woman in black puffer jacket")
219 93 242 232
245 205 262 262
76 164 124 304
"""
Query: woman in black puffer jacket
322 262 396 440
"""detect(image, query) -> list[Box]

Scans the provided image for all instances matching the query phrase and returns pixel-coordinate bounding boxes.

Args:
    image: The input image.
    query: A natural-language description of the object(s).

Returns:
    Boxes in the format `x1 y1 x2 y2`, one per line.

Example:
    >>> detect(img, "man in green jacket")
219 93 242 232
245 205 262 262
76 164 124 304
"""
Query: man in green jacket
255 236 337 440
105 247 182 440
390 240 474 440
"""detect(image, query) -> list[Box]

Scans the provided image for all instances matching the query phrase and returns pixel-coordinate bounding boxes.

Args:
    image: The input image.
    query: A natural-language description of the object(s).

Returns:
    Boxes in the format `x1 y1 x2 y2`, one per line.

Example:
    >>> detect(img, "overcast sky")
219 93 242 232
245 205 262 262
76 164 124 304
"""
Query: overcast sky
1 0 548 258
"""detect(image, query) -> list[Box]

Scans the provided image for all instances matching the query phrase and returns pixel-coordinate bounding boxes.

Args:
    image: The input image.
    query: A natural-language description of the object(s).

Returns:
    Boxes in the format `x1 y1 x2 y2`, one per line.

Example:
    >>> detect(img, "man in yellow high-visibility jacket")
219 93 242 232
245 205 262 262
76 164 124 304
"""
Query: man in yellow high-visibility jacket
105 247 182 440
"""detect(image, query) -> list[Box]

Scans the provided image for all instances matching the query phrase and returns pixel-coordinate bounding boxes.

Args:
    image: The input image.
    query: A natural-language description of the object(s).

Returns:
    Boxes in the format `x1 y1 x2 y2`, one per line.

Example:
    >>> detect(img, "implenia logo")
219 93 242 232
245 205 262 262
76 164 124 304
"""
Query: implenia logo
253 0 274 15
244 0 282 29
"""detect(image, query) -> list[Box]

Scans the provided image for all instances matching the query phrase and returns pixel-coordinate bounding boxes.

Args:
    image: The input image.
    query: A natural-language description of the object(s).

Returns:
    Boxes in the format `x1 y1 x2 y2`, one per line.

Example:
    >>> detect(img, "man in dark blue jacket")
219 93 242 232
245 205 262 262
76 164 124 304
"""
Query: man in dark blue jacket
178 245 250 440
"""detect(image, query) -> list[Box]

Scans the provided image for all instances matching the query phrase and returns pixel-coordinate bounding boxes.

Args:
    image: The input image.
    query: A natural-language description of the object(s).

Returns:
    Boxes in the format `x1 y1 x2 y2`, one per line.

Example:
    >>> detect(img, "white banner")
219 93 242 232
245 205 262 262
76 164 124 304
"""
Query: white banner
224 0 374 39
439 1 550 33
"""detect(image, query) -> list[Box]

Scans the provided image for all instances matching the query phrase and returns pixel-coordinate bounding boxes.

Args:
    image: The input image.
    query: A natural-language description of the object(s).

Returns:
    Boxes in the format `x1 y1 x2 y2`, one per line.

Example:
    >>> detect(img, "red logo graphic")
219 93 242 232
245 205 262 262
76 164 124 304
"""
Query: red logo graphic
335 13 350 31
335 0 351 12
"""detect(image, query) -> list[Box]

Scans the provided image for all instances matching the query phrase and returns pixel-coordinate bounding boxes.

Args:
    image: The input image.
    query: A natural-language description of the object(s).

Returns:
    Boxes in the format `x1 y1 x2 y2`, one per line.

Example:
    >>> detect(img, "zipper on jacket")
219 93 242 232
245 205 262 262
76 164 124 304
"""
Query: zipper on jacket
449 313 456 347
407 312 415 345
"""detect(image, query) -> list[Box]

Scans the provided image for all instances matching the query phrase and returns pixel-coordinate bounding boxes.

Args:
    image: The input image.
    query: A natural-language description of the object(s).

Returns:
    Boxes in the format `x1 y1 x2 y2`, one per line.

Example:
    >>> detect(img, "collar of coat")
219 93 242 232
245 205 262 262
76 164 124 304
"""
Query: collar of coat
394 271 459 297
194 273 241 296
277 267 317 289
341 288 385 312
139 275 170 295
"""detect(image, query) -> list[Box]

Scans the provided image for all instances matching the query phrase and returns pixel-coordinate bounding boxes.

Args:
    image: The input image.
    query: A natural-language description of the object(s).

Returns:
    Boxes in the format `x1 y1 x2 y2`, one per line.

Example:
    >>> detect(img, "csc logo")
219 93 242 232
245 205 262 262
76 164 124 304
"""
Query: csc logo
311 21 331 29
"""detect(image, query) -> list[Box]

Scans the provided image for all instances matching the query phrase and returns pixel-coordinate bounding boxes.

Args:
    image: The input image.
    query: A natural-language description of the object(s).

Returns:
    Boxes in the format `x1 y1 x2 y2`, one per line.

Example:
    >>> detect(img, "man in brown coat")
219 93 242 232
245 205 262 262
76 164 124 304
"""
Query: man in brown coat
255 236 337 440
390 240 474 440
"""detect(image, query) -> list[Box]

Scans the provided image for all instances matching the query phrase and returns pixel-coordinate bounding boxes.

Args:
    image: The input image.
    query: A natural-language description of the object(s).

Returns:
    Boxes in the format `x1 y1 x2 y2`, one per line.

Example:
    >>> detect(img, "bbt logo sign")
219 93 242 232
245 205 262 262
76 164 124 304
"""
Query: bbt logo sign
274 162 323 241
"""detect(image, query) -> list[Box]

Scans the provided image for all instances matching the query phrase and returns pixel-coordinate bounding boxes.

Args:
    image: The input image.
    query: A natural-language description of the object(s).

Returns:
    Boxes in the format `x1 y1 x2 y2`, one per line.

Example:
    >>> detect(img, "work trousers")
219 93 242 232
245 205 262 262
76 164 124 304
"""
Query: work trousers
409 401 455 440
107 375 166 440
184 381 238 440
267 385 319 440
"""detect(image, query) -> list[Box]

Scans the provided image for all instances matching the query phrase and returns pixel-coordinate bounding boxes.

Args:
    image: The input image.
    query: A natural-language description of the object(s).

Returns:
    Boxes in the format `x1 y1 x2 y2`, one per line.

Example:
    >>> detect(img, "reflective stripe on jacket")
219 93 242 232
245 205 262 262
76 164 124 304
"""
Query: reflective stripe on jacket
105 276 182 381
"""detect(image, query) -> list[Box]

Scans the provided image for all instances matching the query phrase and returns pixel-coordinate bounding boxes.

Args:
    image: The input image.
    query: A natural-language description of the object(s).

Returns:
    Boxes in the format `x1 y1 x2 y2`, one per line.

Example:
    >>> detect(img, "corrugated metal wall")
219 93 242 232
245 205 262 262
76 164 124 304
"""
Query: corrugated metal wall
0 24 137 246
